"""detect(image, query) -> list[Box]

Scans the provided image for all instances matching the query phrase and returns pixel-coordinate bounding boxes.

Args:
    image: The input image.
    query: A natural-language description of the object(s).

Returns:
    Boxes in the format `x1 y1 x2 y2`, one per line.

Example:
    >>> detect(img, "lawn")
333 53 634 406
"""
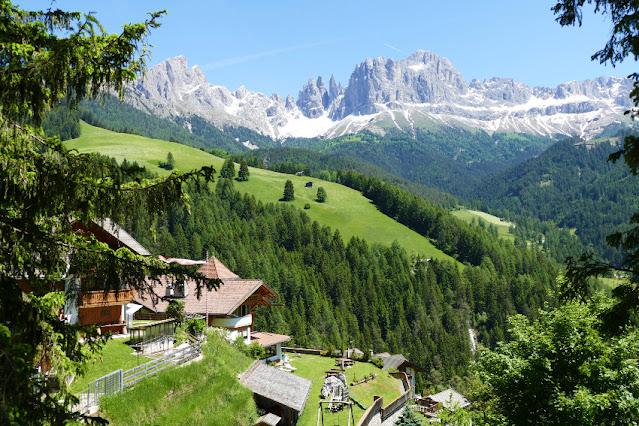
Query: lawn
451 209 514 241
67 122 458 264
288 354 402 426
70 338 150 394
99 331 257 425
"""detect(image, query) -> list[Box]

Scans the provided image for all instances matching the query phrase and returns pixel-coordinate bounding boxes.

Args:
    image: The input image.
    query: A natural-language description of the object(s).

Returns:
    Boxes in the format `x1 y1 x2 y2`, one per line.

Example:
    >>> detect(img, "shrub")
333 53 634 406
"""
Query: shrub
166 300 185 325
316 186 327 202
186 318 206 336
304 203 310 209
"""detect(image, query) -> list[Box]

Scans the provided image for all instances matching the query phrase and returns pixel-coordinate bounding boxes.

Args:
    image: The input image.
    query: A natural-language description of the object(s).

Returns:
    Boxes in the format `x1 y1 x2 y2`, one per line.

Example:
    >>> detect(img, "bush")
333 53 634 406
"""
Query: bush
232 336 265 359
304 203 310 209
174 325 187 345
166 300 185 325
370 357 385 368
187 318 206 336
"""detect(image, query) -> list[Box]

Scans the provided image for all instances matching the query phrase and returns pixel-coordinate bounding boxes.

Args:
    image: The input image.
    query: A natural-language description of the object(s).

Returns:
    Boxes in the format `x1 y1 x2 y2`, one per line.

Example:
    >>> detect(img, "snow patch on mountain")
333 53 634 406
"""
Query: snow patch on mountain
123 52 633 145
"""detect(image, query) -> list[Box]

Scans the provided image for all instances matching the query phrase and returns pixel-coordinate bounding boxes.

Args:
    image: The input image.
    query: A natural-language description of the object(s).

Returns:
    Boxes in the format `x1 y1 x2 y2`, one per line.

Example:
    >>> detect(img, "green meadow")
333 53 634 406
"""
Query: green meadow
451 209 514 241
67 122 457 263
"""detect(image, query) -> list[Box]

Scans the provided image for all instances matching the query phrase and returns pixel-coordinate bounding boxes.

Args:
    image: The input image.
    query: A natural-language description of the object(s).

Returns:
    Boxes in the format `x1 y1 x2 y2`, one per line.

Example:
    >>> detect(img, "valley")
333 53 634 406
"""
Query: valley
6 1 639 423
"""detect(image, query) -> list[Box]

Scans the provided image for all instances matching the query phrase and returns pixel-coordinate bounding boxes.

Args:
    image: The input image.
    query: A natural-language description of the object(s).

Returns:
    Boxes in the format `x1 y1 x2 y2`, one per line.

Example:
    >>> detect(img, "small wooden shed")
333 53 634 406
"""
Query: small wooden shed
240 361 313 425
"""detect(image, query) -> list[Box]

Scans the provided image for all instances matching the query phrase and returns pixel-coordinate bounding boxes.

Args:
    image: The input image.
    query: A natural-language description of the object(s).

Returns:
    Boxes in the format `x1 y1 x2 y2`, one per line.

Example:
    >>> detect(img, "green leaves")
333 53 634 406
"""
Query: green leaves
475 297 639 425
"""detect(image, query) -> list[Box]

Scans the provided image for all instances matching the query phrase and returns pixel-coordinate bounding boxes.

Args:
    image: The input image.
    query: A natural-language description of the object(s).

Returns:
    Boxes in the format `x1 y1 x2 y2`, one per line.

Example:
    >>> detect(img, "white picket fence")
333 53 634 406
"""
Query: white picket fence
75 340 201 412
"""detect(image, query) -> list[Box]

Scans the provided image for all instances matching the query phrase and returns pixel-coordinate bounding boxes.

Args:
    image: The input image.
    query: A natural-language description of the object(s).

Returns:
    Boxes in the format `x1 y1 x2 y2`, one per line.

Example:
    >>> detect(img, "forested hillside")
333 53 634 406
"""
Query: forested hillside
42 96 277 152
285 129 554 197
128 177 558 392
475 136 639 265
235 146 457 207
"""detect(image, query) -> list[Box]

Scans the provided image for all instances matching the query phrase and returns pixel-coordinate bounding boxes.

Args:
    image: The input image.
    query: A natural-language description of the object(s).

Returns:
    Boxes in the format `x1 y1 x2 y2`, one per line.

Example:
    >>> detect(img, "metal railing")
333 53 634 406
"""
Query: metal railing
123 341 201 388
74 340 202 412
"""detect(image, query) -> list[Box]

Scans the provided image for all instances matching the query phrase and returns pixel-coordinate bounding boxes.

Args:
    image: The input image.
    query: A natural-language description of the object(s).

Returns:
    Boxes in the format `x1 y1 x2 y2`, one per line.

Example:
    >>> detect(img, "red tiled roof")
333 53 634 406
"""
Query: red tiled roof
134 257 277 316
196 256 239 279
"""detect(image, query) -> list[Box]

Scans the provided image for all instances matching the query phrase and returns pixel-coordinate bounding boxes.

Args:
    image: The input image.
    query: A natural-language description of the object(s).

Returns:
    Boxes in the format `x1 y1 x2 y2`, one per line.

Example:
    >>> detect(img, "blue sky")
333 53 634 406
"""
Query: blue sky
22 1 637 97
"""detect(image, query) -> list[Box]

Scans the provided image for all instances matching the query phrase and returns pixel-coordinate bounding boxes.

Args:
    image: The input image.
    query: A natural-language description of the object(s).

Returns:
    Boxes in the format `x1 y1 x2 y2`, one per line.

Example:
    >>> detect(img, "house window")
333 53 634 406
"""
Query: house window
234 304 250 317
101 309 110 317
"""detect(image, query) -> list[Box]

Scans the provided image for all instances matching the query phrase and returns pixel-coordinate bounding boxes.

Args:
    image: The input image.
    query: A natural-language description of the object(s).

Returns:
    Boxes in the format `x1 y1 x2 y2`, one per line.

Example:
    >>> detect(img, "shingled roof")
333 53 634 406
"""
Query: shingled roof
73 219 150 256
373 353 426 373
134 256 277 316
427 388 471 409
240 361 313 414
196 256 239 280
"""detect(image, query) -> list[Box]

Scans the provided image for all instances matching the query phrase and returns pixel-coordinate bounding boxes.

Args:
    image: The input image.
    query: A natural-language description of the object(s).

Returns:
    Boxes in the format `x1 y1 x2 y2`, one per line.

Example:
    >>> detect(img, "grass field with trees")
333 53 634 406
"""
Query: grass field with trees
66 122 456 263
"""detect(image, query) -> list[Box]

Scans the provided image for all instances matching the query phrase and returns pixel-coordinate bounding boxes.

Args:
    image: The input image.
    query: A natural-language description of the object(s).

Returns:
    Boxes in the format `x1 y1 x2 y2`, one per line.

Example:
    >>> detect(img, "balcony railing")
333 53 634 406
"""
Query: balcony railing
79 289 134 307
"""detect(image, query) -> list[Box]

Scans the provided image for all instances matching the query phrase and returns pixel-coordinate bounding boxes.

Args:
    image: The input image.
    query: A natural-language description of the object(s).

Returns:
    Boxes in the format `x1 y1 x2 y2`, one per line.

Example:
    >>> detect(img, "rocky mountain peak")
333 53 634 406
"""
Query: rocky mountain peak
124 52 633 143
297 76 330 118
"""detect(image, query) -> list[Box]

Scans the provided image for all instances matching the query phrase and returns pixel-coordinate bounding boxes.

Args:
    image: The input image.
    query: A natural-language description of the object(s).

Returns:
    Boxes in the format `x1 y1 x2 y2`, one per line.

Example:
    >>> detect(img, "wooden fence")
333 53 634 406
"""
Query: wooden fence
356 371 412 426
123 341 201 388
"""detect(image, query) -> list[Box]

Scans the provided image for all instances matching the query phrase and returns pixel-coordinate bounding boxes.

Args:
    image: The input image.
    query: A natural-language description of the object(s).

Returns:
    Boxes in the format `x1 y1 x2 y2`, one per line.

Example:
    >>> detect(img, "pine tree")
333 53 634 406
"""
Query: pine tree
0 5 219 423
220 157 236 179
283 179 295 201
238 158 250 181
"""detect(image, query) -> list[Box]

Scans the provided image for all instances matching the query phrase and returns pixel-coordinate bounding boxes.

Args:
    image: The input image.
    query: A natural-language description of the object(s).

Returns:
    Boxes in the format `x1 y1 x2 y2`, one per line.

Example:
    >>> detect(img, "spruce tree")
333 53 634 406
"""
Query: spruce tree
220 157 236 179
0 5 219 423
283 180 295 201
162 151 175 170
238 158 250 181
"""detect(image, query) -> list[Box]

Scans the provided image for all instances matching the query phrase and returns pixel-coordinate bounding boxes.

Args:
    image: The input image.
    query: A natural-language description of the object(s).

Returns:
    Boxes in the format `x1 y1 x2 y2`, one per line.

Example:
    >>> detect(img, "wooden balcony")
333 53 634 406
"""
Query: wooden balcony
79 289 134 307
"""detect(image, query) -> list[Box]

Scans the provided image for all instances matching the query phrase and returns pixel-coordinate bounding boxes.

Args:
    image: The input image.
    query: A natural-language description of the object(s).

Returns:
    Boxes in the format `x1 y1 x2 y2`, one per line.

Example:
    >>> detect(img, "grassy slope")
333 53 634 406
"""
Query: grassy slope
99 332 257 425
288 354 401 426
67 122 456 263
451 209 514 241
70 339 150 394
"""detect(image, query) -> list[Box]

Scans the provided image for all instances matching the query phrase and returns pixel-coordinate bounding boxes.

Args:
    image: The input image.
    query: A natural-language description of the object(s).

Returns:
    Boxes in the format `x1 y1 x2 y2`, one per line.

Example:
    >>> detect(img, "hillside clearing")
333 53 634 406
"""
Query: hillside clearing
67 122 457 263
451 209 514 241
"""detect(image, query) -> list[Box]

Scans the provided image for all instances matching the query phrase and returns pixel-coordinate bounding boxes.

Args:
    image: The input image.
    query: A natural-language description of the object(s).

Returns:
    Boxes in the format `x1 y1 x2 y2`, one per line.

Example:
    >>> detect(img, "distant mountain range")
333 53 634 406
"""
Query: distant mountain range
124 50 633 141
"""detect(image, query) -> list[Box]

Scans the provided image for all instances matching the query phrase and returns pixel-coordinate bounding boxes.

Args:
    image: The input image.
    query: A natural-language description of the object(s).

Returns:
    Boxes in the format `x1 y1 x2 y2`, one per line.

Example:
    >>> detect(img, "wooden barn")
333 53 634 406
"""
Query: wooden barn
240 360 313 425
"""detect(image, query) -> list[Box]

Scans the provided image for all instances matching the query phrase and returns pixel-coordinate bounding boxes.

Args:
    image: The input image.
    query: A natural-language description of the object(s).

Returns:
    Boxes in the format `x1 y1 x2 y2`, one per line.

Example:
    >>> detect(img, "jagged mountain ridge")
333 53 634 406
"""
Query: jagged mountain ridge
124 50 633 142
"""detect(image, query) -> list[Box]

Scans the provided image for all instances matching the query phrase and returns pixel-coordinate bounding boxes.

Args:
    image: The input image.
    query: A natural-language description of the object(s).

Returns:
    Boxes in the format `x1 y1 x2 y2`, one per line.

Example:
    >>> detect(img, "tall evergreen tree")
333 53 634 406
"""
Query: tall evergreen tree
0 5 218 423
283 179 295 201
238 158 250 181
220 157 236 179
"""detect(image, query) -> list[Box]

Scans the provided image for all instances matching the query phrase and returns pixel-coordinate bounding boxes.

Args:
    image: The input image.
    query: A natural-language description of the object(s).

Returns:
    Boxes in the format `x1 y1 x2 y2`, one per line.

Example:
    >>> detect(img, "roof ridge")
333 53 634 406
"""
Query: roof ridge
239 360 261 384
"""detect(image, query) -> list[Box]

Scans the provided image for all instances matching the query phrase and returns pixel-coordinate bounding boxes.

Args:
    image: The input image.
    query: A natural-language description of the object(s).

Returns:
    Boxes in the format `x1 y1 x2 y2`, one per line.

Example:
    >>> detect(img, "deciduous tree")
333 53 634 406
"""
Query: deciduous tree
475 297 639 425
316 186 327 202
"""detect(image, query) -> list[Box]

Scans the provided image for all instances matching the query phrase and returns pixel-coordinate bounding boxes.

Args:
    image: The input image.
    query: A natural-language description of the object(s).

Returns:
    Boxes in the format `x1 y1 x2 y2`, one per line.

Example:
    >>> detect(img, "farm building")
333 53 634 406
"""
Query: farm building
240 360 313 425
133 255 290 360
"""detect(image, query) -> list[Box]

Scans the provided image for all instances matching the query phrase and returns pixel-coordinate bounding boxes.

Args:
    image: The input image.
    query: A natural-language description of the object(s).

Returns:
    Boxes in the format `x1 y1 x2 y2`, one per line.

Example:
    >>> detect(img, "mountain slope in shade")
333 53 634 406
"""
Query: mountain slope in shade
124 50 633 142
